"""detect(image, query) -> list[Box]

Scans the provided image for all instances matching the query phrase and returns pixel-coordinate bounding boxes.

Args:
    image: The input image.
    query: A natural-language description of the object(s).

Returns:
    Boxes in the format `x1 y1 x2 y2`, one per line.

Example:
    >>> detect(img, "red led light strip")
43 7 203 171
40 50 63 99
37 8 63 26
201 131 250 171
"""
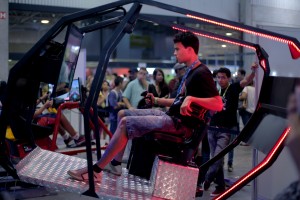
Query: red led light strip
259 59 267 71
187 14 300 54
172 27 256 51
215 127 291 200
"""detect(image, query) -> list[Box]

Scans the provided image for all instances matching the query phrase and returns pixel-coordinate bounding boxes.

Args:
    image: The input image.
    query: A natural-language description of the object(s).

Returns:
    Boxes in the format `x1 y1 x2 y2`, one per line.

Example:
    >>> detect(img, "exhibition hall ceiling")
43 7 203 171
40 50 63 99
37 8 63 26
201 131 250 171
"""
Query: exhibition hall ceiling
9 9 242 62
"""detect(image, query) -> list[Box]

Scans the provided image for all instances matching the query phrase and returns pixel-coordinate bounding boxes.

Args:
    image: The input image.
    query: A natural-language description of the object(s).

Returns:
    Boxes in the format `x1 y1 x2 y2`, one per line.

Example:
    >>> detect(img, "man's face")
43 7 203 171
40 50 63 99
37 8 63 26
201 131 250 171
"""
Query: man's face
129 71 137 81
174 42 190 64
137 70 147 81
236 72 242 80
216 72 230 88
175 67 186 78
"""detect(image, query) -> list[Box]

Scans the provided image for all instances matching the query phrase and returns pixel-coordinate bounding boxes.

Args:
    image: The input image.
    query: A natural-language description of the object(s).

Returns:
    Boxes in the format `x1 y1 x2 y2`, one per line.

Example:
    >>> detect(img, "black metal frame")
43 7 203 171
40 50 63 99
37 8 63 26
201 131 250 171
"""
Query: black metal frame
1 0 300 198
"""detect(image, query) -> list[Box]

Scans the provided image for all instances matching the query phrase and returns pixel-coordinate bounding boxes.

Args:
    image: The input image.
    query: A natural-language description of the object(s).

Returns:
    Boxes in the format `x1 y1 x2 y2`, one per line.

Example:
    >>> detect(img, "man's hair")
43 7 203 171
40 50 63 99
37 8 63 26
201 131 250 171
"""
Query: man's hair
238 68 246 76
173 31 199 54
217 67 231 78
212 69 219 78
139 67 148 73
114 76 123 87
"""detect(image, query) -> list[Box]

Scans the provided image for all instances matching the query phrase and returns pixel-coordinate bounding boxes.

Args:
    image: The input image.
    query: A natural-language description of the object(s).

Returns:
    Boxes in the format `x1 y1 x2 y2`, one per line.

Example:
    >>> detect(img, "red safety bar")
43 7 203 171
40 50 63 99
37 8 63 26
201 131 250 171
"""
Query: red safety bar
50 101 113 153
214 127 291 200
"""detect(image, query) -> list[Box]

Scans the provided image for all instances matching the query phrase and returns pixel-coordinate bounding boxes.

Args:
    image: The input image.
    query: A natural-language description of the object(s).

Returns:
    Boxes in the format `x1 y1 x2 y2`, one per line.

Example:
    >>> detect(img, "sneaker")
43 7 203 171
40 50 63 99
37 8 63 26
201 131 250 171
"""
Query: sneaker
228 165 233 172
74 135 86 147
203 181 211 191
64 137 76 148
67 167 101 181
103 163 122 176
195 185 203 197
210 188 226 197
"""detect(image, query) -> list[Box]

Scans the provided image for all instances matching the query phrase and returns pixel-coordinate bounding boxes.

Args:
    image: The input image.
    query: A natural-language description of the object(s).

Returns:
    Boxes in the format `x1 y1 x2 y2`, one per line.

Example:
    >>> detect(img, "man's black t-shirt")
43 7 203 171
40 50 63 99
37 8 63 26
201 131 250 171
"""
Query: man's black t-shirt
210 82 243 128
168 63 219 128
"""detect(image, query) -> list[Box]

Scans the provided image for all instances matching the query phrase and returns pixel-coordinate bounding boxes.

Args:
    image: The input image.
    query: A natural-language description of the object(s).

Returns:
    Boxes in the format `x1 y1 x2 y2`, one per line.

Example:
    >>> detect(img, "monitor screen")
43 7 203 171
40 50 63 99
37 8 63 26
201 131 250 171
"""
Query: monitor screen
69 78 81 102
55 25 84 97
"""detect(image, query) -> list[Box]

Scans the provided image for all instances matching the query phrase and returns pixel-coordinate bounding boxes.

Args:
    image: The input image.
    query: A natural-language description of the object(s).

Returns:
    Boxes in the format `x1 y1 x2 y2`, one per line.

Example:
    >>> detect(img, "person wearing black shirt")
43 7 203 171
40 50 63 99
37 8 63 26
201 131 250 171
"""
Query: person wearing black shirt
203 64 258 197
147 68 169 109
67 31 223 181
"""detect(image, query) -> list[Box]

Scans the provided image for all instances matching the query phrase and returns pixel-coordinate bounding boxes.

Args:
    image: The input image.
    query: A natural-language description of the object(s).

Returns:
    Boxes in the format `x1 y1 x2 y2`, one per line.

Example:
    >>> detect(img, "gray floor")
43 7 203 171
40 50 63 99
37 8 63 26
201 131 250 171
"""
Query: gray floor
1 144 253 200
199 144 253 200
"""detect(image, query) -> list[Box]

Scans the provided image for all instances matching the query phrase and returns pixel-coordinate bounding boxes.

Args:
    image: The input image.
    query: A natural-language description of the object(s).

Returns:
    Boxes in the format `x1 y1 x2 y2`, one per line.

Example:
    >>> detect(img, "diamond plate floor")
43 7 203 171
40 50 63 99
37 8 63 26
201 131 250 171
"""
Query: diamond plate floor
15 147 158 200
11 143 253 200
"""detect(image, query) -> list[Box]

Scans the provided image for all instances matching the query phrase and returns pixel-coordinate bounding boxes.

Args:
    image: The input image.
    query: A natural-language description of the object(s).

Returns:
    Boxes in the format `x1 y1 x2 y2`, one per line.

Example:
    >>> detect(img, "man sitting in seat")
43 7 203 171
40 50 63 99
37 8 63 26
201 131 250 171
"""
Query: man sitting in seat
34 85 85 148
67 31 223 180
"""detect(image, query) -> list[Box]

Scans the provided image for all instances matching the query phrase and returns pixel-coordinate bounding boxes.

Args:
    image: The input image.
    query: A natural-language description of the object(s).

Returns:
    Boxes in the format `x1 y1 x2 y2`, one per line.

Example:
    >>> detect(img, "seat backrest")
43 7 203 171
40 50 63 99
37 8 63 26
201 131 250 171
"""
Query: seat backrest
10 115 53 141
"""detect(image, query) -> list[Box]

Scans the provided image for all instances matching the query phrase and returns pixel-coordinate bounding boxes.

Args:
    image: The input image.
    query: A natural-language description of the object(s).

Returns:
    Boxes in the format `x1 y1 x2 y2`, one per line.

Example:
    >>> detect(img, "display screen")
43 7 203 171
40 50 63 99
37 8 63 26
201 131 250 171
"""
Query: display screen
56 25 83 96
69 78 81 102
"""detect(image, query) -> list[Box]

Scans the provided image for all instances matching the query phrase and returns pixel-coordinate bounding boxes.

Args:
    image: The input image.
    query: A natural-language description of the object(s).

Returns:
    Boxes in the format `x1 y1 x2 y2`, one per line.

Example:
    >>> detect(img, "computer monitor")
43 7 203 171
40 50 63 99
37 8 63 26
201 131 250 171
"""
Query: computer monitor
55 25 84 97
69 78 82 102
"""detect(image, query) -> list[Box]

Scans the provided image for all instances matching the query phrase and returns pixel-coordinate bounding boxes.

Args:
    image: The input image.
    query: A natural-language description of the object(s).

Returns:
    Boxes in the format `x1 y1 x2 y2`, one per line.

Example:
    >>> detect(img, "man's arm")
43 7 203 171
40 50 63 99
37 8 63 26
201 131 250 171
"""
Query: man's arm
155 98 174 107
180 95 223 116
123 97 133 109
240 62 258 88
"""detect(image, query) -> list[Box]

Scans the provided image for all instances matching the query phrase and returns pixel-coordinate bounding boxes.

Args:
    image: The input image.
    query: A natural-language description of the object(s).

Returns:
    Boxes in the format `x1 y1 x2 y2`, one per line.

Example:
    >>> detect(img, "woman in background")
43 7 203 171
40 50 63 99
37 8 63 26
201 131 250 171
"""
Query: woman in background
148 68 169 109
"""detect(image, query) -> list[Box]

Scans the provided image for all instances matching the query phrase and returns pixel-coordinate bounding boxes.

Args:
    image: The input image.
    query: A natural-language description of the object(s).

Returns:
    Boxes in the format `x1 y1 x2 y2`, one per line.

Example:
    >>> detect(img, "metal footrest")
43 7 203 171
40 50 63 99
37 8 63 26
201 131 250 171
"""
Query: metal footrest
150 156 199 200
15 147 153 199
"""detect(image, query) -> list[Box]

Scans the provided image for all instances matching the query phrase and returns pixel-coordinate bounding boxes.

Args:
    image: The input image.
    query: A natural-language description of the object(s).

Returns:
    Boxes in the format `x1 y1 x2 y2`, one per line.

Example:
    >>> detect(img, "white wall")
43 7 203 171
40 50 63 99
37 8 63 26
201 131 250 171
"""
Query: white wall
0 0 9 81
242 1 300 199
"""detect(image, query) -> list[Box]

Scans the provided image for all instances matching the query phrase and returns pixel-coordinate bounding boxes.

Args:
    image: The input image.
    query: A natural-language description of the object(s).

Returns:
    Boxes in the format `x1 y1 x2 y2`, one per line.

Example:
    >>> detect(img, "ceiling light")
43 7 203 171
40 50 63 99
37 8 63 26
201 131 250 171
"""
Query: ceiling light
226 32 232 36
221 44 227 48
41 19 49 24
153 23 159 26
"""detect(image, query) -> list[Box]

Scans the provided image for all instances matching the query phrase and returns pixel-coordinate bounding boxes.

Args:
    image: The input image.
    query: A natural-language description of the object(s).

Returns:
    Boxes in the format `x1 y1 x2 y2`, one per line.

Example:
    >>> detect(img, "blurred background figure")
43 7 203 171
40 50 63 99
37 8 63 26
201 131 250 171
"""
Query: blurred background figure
148 68 169 109
169 63 186 98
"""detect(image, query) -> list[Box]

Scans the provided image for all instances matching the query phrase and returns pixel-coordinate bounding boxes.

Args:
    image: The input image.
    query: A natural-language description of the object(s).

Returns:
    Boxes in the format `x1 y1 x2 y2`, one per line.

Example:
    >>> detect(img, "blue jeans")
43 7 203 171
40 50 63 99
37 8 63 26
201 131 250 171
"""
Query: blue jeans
227 126 238 166
109 120 118 134
206 129 230 189
239 109 252 126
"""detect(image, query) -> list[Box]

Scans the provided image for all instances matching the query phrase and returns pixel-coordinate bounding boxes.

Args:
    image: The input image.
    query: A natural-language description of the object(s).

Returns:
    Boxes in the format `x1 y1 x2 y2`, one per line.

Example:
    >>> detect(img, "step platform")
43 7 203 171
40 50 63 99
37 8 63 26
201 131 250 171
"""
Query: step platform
150 156 199 200
15 147 153 199
15 147 199 199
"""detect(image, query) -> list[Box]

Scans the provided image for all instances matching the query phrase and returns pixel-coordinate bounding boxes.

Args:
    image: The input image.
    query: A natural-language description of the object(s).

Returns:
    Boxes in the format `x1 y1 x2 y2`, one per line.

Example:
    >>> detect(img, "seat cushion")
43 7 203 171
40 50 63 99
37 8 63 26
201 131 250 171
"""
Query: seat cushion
152 132 185 143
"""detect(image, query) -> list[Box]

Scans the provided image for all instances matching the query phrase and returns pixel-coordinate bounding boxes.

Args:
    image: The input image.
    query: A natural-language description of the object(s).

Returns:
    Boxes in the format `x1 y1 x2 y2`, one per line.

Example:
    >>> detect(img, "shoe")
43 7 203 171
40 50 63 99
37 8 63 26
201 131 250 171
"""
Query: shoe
64 137 76 148
210 188 226 197
103 162 122 176
228 165 233 172
195 185 203 197
240 142 249 146
67 167 101 181
203 181 211 191
74 135 86 147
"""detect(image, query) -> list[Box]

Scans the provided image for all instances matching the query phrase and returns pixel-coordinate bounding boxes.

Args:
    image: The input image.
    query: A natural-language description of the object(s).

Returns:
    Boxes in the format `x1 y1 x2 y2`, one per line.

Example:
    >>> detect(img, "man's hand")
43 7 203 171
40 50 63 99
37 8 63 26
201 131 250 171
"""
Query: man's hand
146 92 155 105
251 62 259 72
44 100 53 109
180 96 193 116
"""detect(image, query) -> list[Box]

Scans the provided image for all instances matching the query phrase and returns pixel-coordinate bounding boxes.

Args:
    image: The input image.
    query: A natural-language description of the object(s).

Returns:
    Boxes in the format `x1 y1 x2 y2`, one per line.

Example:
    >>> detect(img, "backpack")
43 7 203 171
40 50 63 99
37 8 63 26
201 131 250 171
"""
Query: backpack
106 89 122 109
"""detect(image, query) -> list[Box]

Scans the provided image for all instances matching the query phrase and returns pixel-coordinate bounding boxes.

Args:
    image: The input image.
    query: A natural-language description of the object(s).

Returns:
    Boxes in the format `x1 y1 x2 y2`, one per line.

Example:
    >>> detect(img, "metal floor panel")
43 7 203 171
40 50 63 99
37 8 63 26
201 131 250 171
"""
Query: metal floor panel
15 147 157 199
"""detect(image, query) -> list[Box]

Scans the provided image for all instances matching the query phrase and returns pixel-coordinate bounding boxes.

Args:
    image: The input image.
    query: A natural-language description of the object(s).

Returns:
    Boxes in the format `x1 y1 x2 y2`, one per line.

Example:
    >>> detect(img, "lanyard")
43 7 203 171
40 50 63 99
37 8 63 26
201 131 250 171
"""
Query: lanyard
176 60 200 96
219 84 230 97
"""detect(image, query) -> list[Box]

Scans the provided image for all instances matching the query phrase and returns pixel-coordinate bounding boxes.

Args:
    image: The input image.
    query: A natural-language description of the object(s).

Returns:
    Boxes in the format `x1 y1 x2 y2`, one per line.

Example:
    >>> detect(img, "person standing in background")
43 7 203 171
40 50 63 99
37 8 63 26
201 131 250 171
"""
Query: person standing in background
169 63 186 98
148 68 169 109
107 76 125 134
122 67 148 109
